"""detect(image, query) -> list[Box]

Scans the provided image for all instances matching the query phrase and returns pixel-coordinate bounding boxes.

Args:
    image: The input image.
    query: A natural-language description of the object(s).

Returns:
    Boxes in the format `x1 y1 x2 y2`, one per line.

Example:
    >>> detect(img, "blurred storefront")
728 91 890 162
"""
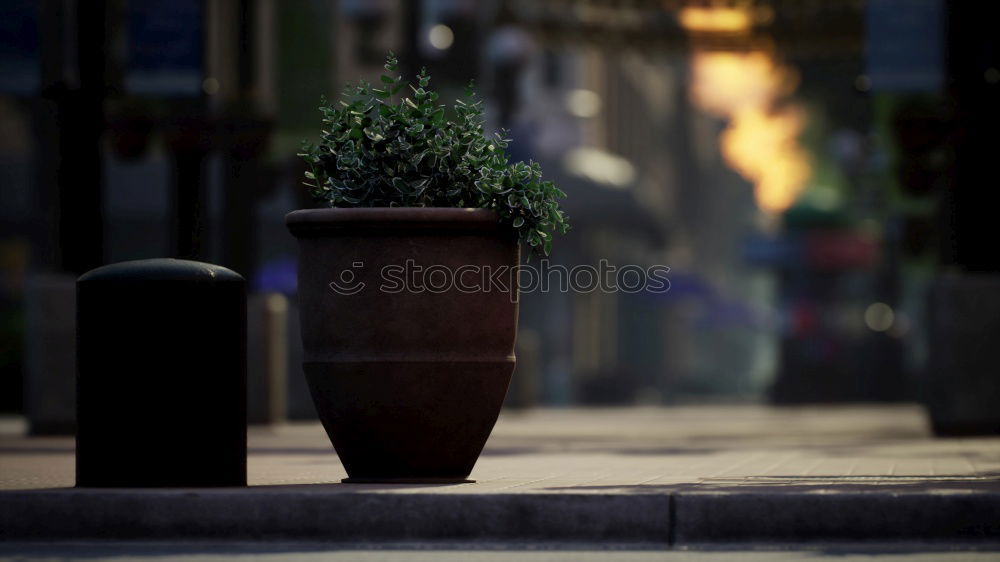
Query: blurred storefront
1 1 998 425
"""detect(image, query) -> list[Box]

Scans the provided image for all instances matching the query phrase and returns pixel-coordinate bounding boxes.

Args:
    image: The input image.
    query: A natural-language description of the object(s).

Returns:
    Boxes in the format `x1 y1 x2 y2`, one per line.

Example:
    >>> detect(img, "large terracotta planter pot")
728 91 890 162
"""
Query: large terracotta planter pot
286 208 519 482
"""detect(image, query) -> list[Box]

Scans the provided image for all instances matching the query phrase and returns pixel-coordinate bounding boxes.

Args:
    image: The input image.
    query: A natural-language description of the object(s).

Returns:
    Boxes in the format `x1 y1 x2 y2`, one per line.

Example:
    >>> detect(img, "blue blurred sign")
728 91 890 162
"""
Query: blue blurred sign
866 0 944 92
0 0 38 95
743 235 798 267
126 0 204 96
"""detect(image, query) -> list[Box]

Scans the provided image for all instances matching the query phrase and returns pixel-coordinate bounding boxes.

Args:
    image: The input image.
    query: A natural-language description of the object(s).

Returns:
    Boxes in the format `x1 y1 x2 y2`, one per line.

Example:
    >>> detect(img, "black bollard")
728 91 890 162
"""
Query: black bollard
76 259 246 487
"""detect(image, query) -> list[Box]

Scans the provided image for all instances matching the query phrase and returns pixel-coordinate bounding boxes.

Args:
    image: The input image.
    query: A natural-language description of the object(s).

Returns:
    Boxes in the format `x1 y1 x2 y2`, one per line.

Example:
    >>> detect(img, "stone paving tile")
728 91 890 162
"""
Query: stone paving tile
2 405 1000 493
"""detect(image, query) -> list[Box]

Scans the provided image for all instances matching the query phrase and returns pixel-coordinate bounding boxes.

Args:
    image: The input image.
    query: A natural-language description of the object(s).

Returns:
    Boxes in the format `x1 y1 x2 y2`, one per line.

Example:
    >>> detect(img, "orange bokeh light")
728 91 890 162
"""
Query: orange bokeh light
688 50 812 214
678 7 753 33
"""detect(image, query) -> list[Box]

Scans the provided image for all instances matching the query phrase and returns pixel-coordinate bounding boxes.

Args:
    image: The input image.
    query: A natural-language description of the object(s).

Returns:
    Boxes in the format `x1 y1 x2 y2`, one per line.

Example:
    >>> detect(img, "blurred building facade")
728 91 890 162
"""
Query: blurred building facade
1 1 998 422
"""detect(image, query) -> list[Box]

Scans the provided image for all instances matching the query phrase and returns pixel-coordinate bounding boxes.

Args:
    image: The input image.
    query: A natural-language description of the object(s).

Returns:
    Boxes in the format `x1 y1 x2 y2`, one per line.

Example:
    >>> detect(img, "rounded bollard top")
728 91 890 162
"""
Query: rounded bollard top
78 258 244 285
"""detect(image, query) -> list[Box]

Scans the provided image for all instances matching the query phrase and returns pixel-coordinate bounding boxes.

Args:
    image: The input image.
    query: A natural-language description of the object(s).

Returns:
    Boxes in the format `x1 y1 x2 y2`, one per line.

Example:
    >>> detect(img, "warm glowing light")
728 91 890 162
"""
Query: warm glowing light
563 147 636 188
202 77 220 95
721 106 811 213
428 24 454 50
689 51 812 214
864 302 895 332
565 89 602 118
690 52 798 116
678 7 752 33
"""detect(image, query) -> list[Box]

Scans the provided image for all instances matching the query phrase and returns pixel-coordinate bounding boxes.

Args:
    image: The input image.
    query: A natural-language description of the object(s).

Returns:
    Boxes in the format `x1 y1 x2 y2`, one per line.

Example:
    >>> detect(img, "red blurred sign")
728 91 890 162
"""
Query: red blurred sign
804 230 880 270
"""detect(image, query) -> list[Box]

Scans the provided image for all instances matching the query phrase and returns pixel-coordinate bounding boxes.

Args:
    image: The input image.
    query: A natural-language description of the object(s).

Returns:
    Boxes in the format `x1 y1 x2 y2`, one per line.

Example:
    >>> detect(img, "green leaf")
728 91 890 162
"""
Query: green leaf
298 51 568 256
392 177 410 193
384 52 399 72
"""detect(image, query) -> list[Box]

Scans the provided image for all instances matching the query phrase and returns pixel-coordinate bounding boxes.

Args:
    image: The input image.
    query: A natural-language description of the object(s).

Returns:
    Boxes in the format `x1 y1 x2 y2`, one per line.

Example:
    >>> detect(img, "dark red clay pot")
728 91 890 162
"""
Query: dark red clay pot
286 208 519 482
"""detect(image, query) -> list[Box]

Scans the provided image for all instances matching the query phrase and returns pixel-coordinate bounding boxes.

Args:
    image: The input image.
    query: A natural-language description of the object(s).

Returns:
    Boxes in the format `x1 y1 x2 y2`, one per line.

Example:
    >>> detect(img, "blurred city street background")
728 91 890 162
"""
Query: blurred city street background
4 0 997 427
2 0 1000 553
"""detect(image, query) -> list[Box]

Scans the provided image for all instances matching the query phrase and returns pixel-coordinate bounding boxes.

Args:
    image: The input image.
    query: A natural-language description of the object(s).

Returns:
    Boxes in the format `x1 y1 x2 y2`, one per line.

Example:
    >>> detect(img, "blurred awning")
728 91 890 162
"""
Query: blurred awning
537 156 668 247
496 0 864 57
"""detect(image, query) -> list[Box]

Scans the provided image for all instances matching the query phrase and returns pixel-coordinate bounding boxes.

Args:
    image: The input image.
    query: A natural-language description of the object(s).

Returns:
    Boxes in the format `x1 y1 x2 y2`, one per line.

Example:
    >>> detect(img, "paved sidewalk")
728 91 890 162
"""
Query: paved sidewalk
3 544 1000 562
2 406 999 545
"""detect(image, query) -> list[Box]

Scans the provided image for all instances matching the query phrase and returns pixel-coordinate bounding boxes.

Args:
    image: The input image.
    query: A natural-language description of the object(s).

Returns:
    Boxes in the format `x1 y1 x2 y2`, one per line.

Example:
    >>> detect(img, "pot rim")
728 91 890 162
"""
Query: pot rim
286 207 506 237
